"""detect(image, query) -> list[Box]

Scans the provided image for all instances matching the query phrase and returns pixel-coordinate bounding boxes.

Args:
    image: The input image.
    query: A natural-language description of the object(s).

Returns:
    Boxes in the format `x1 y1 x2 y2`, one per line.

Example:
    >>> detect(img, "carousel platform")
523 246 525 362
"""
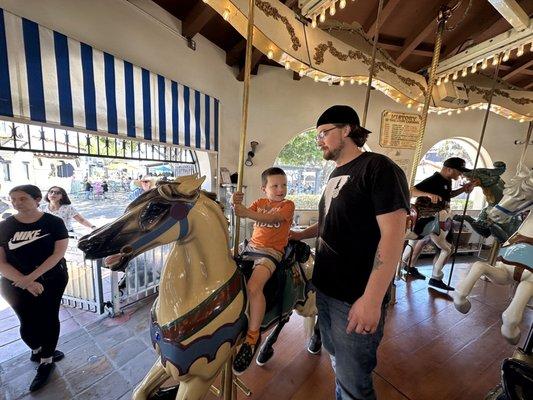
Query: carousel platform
0 256 531 400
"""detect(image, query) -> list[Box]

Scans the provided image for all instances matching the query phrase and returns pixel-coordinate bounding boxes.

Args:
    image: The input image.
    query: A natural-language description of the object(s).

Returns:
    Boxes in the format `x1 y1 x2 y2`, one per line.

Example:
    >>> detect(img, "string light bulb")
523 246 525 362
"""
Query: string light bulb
299 67 305 77
436 77 442 86
311 16 317 28
223 9 230 21
452 71 459 80
350 78 355 85
519 118 525 123
407 102 412 109
457 109 461 114
471 63 477 73
447 111 452 116
481 59 488 69
284 61 290 70
492 57 498 66
314 74 319 82
267 49 274 59
339 78 345 86
517 44 524 57
339 0 347 9
320 9 326 22
444 75 450 83
462 67 468 77
329 2 336 16
503 50 510 62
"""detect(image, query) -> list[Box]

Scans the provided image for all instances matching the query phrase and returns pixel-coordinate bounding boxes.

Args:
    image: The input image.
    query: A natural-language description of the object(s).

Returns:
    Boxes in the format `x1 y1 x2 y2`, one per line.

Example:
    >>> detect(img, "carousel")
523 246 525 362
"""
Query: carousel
0 0 532 399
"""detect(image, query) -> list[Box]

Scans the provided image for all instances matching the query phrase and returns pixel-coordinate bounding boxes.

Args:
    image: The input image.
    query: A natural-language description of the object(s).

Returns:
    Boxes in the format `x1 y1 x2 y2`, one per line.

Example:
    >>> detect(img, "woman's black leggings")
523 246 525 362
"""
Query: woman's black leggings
0 265 68 358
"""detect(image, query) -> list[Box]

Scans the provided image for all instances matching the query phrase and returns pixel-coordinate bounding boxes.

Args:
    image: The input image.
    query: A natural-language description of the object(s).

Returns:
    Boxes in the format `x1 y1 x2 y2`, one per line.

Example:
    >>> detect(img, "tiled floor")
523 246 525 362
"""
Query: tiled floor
0 256 531 399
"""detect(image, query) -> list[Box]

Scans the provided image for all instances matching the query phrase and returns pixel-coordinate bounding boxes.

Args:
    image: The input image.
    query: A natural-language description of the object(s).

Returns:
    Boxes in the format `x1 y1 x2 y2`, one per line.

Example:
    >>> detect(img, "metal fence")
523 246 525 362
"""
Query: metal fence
61 239 170 316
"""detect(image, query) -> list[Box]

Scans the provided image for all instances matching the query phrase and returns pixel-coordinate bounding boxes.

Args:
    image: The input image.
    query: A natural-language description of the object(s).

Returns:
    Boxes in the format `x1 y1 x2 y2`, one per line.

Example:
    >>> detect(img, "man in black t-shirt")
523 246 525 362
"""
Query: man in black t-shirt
291 105 409 400
403 157 476 290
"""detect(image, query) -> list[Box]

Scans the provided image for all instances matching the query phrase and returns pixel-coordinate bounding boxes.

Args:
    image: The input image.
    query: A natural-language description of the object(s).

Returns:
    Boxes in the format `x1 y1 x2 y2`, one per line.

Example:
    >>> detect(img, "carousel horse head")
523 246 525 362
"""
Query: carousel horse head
489 166 533 225
463 161 506 206
78 175 208 270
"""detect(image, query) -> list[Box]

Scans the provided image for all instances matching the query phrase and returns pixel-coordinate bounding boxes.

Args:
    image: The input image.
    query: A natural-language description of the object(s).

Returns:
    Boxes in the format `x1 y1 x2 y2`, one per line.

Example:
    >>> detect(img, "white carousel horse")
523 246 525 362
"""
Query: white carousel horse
401 203 454 283
78 176 317 400
452 167 533 344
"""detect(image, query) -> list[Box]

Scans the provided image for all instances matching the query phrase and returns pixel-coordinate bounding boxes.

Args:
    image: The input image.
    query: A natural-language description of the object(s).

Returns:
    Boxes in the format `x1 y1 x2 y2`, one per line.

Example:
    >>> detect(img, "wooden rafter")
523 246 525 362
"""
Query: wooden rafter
181 1 216 39
237 48 264 81
364 0 401 39
226 39 246 66
502 58 533 80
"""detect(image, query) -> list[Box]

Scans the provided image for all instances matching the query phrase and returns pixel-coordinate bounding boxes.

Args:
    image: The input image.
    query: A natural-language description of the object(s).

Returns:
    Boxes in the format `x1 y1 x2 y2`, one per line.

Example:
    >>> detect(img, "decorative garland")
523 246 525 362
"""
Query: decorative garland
314 41 426 95
467 86 533 106
255 0 301 51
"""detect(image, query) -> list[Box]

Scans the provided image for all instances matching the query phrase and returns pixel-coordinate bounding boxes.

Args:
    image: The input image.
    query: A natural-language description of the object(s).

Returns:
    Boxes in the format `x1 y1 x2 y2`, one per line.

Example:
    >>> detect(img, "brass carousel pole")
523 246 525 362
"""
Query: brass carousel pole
446 53 503 285
361 0 384 128
223 0 255 399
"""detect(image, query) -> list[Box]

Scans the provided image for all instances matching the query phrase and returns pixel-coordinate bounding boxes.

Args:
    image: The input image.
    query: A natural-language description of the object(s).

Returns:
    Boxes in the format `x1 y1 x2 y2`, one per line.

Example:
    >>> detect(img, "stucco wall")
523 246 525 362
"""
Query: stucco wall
1 0 530 204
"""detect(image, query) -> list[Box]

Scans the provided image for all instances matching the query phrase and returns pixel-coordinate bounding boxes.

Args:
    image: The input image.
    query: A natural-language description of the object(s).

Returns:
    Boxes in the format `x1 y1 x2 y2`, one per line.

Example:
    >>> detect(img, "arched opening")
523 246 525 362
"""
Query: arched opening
415 137 493 210
274 127 371 210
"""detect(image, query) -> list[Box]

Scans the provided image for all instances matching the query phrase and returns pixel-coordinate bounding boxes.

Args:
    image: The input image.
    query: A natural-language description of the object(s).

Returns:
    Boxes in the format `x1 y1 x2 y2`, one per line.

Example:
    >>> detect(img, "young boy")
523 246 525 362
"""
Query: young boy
231 167 295 374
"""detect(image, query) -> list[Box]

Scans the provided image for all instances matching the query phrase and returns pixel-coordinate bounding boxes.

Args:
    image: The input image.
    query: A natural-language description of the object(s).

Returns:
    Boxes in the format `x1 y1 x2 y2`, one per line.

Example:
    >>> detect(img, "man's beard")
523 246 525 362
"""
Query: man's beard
322 141 344 161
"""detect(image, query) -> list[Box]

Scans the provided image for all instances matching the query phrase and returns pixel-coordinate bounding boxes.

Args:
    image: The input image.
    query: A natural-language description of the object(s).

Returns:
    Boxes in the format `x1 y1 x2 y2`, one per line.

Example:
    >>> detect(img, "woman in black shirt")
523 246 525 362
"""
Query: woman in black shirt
0 185 69 392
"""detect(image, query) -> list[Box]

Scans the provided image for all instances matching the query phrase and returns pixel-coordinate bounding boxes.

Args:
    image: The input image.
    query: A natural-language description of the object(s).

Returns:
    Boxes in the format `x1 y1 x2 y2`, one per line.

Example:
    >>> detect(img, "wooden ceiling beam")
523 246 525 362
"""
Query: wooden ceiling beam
236 48 264 81
502 58 533 80
181 1 216 39
226 39 246 66
364 0 401 38
394 1 448 65
524 81 533 90
378 36 444 57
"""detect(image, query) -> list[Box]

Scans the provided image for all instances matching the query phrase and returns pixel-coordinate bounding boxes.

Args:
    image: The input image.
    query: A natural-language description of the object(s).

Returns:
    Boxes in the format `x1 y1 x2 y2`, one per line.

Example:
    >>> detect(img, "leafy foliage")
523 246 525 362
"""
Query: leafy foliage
277 129 323 166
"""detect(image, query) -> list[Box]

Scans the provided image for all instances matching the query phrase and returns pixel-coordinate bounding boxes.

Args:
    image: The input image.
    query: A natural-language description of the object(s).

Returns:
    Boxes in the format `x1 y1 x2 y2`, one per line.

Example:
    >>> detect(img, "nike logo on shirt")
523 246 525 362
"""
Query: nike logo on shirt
8 231 50 250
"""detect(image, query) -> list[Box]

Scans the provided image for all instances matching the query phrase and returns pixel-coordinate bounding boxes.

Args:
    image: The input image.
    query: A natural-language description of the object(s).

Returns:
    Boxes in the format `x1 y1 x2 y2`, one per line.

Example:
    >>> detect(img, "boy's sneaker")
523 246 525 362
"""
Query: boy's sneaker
307 333 322 355
404 266 426 280
29 362 55 392
233 337 261 376
429 278 454 291
30 350 64 363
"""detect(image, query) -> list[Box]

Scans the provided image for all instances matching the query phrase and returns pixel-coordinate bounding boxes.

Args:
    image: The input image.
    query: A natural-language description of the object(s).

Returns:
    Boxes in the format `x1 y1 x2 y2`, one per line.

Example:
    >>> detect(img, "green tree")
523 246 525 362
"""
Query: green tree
277 130 323 166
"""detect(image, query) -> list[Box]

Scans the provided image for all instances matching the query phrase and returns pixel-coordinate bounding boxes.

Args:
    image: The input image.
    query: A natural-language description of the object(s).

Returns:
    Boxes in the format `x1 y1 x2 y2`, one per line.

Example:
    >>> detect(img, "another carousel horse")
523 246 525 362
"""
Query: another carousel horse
78 176 317 400
454 161 521 243
453 167 533 344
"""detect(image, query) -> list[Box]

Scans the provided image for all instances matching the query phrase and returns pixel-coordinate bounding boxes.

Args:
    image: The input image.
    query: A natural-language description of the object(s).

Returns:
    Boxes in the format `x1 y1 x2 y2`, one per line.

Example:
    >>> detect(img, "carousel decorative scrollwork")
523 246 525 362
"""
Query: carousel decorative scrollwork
255 0 301 51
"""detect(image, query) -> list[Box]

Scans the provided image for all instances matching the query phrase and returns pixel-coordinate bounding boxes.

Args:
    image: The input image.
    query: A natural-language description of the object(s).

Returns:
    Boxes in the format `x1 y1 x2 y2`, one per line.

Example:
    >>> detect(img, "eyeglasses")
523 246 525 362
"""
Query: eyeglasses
316 126 339 141
141 180 151 184
49 190 62 195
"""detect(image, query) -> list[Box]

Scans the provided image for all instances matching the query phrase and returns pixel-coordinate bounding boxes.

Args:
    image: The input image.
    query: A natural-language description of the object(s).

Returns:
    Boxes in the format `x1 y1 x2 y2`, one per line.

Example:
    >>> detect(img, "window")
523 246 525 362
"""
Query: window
23 161 30 180
416 137 492 210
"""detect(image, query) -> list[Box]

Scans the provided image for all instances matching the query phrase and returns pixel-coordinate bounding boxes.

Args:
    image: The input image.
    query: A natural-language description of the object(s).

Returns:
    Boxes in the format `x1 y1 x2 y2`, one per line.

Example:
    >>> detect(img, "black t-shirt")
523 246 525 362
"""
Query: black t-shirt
414 172 452 210
0 213 69 276
312 152 410 304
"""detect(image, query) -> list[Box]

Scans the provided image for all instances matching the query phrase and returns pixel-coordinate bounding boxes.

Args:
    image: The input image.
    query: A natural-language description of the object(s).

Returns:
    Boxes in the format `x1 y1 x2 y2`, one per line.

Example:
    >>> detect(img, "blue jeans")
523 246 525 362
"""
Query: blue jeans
316 290 386 400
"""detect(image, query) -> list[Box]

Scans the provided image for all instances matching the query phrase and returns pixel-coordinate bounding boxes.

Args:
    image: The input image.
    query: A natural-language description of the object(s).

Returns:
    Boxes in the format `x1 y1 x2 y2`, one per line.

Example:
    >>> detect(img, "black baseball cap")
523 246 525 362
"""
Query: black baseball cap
316 105 371 134
443 157 471 173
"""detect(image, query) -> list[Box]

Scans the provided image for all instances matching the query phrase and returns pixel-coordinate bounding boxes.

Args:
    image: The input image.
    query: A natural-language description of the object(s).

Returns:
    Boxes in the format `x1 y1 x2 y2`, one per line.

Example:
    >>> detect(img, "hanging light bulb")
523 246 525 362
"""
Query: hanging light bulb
202 0 209 3
503 50 510 62
267 49 274 59
447 111 452 116
358 79 363 85
329 2 336 16
299 67 305 77
507 115 512 120
395 97 400 103
320 9 326 22
407 102 412 109
461 67 468 77
314 74 319 82
350 78 355 85
444 75 450 83
311 15 317 28
471 63 477 73
223 9 230 21
457 109 461 114
417 106 423 112
517 44 524 57
481 59 488 69
519 118 525 123
328 78 333 86
339 78 345 86
436 77 442 86
492 57 498 66
452 71 459 80
284 61 290 70
339 0 347 9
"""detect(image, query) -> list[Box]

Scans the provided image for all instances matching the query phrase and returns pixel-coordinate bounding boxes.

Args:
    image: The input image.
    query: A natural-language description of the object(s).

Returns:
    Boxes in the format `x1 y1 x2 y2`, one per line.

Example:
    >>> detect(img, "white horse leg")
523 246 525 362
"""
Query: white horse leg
453 261 511 314
501 280 533 345
176 375 217 400
429 232 451 280
401 240 416 265
132 357 169 400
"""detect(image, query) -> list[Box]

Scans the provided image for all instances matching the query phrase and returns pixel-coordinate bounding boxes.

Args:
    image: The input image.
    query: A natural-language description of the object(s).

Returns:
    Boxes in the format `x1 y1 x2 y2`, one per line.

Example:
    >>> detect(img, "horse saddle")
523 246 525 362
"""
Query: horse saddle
235 240 311 315
407 205 441 240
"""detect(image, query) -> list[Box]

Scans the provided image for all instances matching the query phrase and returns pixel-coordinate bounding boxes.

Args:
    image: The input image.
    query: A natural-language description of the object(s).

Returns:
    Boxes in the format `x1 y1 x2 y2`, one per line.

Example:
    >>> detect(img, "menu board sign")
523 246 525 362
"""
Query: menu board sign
380 111 422 149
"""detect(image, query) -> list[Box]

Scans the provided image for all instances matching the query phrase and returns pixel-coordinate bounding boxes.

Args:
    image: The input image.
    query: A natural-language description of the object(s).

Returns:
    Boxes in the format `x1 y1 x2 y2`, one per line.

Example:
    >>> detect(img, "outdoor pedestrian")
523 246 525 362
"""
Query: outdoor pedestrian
0 185 69 392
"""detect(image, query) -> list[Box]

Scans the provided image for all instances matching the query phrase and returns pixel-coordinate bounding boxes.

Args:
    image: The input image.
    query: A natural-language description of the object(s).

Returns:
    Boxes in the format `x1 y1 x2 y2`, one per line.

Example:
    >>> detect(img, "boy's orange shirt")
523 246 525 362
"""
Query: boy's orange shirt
249 198 295 253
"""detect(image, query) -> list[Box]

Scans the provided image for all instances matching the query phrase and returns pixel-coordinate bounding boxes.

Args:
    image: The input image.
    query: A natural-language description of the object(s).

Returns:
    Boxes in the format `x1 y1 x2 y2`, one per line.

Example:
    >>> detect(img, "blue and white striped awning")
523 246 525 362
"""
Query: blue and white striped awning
0 8 219 152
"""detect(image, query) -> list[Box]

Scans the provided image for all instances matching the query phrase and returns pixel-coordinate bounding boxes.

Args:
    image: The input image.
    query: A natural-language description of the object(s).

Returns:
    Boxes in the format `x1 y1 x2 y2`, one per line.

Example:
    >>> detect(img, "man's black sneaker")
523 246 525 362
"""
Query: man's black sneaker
405 266 426 280
30 350 64 363
29 362 55 392
233 338 260 376
429 278 455 291
307 332 322 355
